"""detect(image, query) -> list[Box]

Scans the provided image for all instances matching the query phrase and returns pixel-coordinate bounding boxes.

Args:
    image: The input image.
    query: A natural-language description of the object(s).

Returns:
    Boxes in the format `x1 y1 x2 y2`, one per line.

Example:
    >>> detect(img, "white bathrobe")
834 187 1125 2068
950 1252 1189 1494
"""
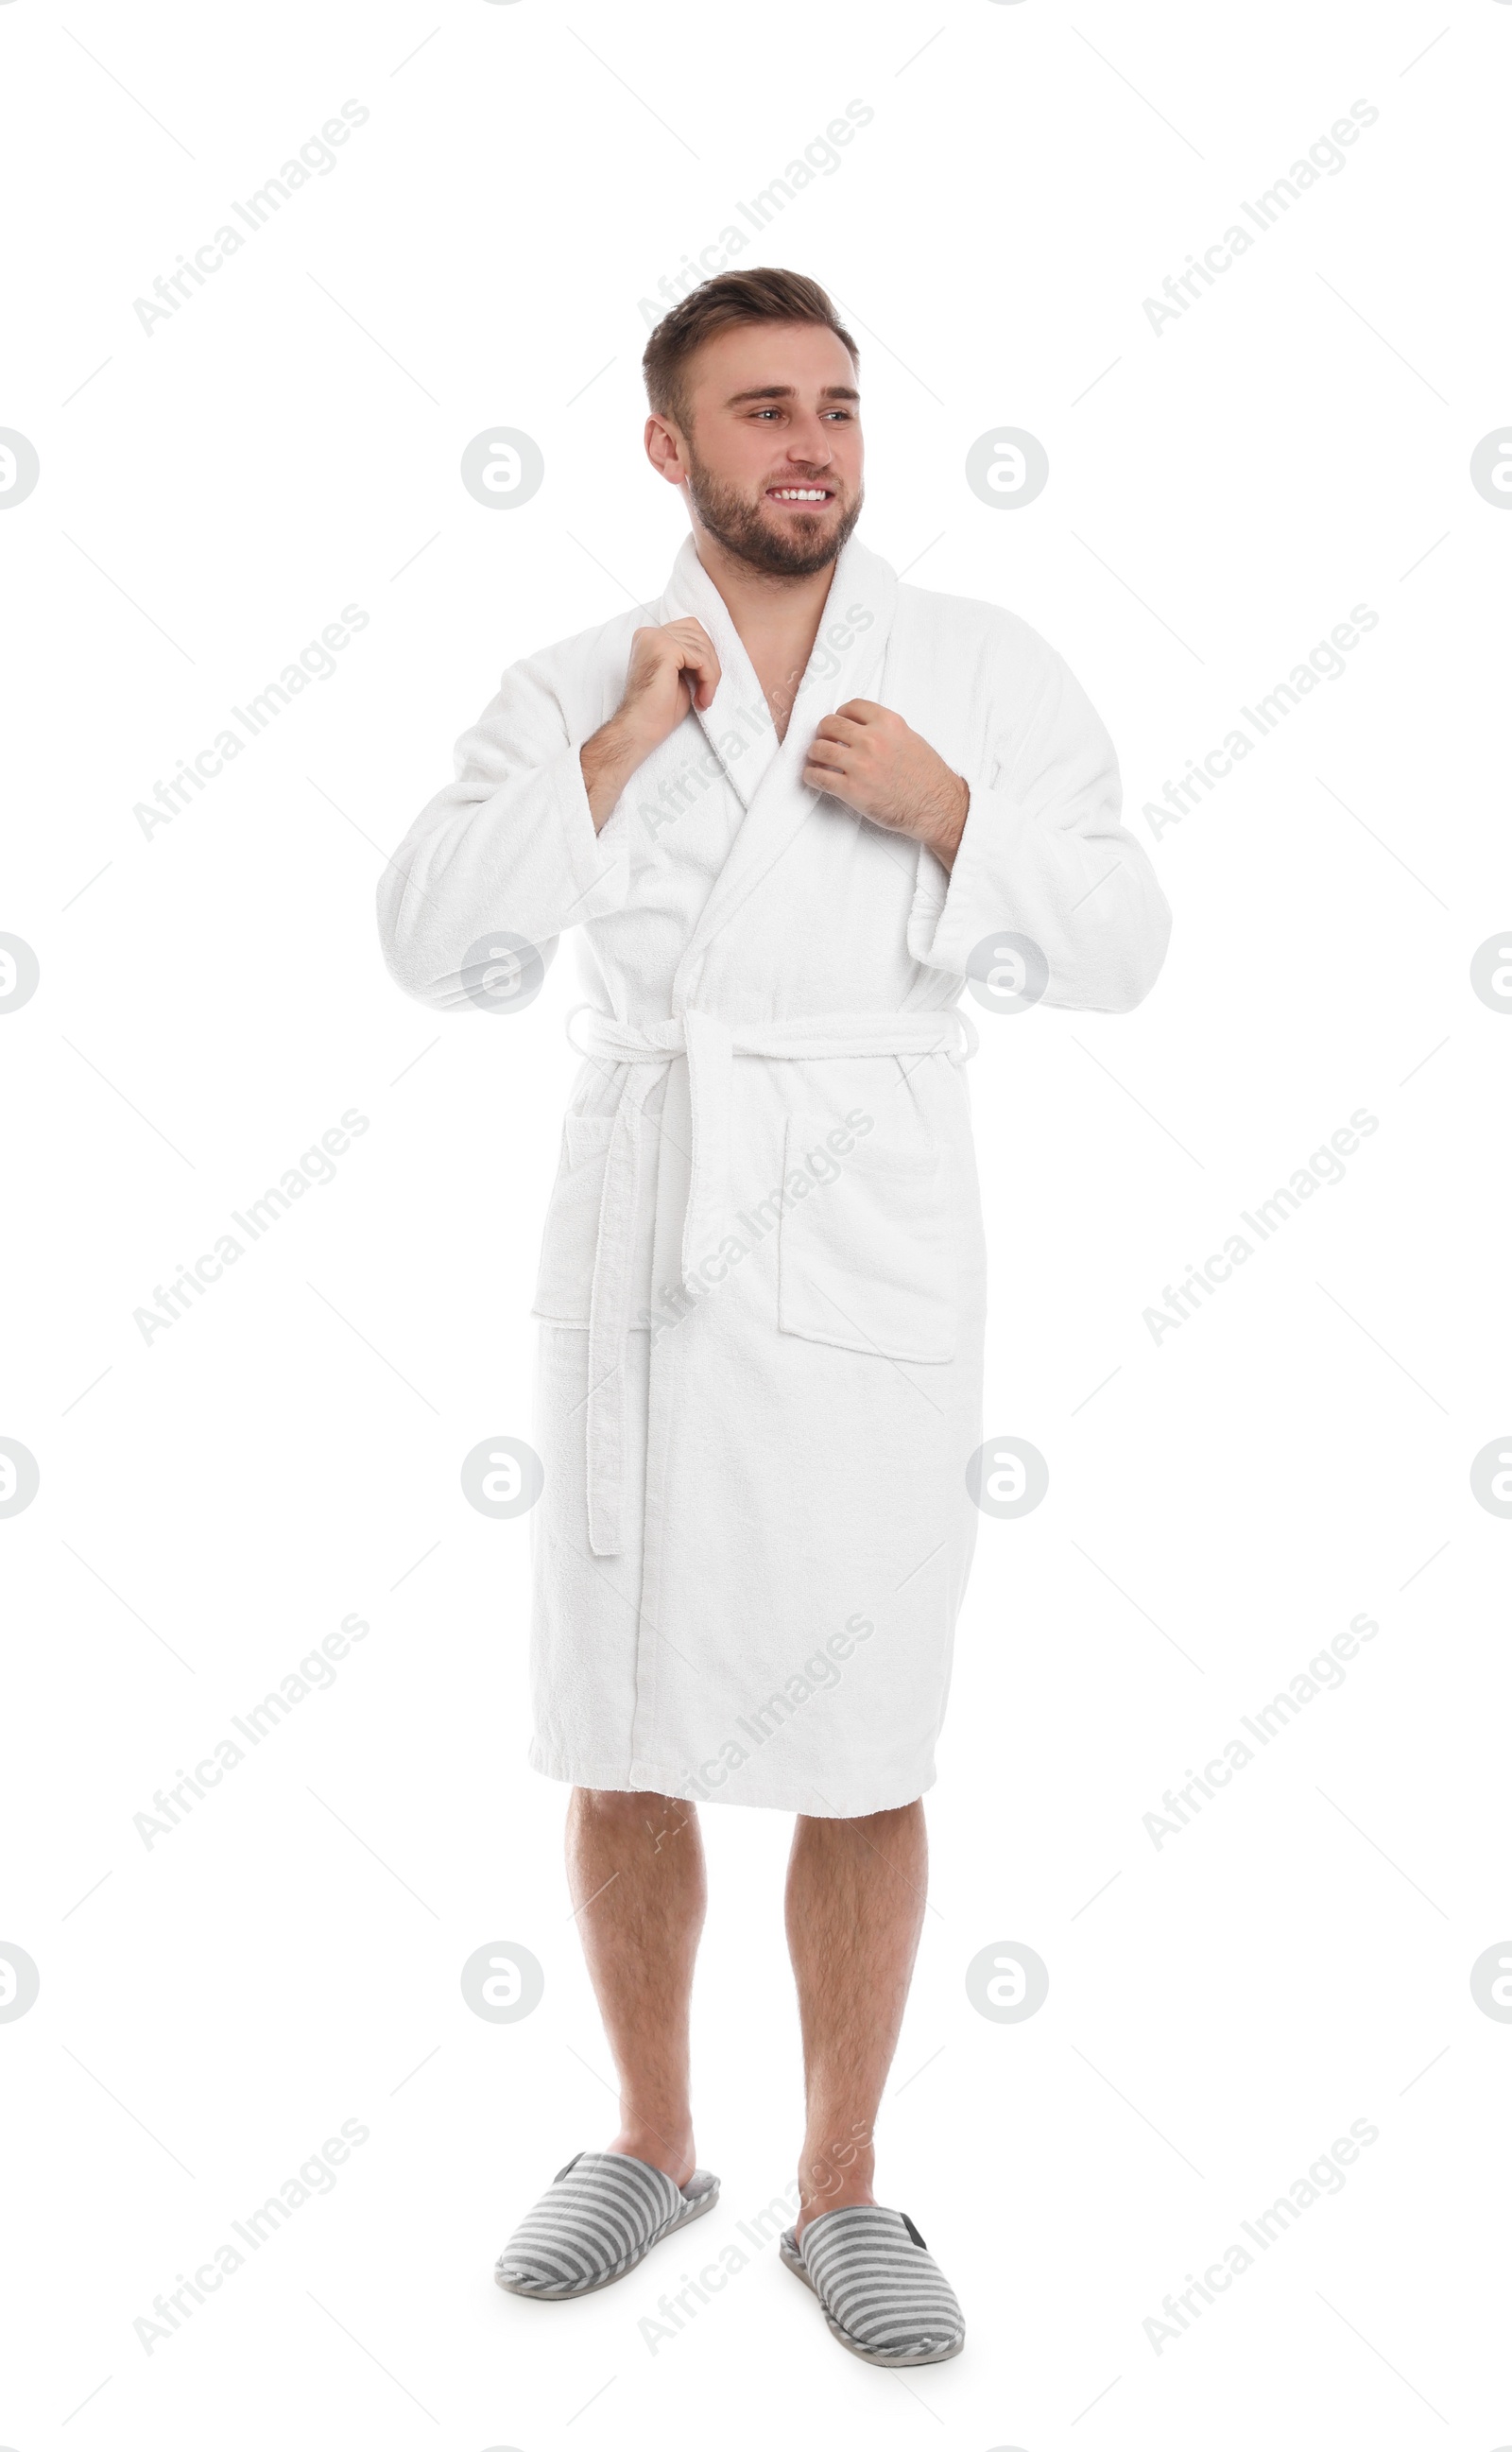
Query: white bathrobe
377 531 1171 1816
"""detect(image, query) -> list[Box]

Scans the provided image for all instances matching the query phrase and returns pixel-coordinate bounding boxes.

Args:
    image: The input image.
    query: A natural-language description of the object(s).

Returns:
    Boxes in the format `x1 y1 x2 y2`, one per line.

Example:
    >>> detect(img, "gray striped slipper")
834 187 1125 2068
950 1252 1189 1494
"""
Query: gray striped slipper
780 2204 965 2365
494 2150 719 2300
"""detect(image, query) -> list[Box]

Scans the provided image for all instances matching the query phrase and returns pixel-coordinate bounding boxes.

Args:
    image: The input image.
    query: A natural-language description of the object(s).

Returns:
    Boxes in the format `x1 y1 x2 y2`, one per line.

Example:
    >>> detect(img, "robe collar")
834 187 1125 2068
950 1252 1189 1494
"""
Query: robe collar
655 527 900 991
658 527 898 807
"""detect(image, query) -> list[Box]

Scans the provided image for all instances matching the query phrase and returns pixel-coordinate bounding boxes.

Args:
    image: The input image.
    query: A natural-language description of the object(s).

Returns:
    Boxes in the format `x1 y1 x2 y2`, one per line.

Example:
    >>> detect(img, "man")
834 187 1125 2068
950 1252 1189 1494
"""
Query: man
377 268 1171 2366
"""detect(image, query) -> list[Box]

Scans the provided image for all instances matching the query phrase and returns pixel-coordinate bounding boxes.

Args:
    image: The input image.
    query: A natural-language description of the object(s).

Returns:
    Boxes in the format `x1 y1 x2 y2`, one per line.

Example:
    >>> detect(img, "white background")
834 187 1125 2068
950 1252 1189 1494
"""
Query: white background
3 0 1510 2442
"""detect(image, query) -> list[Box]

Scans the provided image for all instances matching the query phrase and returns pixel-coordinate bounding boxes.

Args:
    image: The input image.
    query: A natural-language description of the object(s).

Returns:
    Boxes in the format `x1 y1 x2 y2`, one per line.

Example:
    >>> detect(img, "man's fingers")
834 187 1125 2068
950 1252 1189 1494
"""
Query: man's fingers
681 661 719 713
627 618 722 713
672 622 721 710
802 752 853 798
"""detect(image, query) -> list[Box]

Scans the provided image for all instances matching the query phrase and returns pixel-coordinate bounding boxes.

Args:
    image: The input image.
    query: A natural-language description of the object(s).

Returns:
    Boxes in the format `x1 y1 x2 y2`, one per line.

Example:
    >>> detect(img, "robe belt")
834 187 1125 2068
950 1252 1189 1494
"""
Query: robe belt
563 1004 980 1555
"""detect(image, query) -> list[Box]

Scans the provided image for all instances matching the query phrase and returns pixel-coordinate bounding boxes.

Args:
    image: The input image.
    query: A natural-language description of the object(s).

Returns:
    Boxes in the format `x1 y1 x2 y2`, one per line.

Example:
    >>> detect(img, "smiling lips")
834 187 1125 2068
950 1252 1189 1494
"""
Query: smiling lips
766 485 834 507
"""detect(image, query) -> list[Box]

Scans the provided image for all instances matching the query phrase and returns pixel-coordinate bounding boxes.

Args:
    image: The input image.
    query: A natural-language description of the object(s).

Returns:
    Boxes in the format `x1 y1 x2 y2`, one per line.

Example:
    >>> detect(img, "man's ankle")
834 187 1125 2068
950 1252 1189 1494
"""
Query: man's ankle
607 2127 696 2187
795 2172 878 2238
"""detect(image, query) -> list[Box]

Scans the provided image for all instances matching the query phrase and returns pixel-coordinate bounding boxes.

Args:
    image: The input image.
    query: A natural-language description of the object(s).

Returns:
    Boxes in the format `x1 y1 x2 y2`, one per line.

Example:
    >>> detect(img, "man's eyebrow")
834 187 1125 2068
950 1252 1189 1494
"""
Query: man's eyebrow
723 383 861 406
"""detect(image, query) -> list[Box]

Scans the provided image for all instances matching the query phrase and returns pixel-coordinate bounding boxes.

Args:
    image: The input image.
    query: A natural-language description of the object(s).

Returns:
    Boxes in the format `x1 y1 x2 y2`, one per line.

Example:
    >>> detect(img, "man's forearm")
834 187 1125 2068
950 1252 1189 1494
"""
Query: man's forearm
920 772 970 873
580 718 653 832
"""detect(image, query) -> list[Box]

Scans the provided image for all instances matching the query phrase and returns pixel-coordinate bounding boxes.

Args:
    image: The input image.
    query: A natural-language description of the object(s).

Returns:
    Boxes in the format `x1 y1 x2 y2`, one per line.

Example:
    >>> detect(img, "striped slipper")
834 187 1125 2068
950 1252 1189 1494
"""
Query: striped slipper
781 2204 965 2366
494 2150 719 2300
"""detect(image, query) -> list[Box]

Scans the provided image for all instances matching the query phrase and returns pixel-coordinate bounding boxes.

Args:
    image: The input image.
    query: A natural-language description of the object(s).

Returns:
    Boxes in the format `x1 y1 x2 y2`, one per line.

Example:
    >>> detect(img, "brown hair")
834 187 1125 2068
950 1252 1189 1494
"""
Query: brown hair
642 268 859 438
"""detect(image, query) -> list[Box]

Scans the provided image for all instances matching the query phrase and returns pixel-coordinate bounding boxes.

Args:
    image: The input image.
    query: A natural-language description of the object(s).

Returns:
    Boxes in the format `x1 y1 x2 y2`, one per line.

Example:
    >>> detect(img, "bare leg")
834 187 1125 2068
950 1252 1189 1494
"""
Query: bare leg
564 1787 705 2187
784 1799 928 2238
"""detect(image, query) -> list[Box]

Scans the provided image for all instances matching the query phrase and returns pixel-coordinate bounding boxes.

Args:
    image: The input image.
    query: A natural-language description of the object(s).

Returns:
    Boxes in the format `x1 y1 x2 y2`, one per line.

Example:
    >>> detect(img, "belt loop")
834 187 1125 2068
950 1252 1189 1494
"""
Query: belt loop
563 1003 595 1059
951 1006 980 1064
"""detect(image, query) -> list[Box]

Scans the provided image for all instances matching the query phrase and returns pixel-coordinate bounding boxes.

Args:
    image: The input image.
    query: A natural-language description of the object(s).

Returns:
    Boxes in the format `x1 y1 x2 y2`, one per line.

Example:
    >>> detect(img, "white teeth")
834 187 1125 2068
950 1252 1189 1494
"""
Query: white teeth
771 489 829 501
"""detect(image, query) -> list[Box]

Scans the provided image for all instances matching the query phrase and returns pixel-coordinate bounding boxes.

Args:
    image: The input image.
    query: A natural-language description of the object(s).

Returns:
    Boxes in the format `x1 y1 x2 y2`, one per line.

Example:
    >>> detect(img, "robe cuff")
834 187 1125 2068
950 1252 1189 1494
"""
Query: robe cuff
905 769 1173 1012
905 772 1022 976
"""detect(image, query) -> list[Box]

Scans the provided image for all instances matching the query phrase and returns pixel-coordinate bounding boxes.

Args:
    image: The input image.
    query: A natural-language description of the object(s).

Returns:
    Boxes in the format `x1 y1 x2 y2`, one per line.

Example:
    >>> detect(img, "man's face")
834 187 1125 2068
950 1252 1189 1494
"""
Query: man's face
655 319 864 578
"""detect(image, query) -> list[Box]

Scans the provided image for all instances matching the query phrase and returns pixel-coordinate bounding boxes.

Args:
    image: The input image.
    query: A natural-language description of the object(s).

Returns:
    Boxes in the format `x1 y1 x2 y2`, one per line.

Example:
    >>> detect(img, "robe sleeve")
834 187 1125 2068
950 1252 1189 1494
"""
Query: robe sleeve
906 638 1172 1011
376 652 629 1010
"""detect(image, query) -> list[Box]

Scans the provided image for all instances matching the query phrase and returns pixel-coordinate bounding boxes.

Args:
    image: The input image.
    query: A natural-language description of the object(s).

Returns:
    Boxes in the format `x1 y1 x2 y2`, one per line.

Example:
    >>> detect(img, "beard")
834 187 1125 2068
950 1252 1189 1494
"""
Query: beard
683 446 863 578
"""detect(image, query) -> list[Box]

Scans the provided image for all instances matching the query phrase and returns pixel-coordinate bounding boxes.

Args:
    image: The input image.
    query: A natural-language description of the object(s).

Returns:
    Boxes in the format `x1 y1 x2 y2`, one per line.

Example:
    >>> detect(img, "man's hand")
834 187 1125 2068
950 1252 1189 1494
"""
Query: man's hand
801 699 969 871
580 619 721 831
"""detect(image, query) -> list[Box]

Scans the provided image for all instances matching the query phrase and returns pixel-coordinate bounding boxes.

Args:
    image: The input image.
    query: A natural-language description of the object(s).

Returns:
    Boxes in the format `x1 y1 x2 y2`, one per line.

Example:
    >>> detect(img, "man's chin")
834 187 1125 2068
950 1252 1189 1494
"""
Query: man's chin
747 527 842 578
713 498 861 578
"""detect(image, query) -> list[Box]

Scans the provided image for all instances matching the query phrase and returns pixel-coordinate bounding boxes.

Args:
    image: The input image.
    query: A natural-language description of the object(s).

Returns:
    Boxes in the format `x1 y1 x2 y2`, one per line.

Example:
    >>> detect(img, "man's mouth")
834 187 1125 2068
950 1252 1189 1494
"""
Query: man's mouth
765 486 835 507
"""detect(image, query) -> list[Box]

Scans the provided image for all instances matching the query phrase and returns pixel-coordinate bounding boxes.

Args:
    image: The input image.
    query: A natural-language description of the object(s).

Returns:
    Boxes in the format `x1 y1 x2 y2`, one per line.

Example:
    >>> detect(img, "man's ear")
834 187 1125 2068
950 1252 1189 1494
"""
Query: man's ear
644 413 690 487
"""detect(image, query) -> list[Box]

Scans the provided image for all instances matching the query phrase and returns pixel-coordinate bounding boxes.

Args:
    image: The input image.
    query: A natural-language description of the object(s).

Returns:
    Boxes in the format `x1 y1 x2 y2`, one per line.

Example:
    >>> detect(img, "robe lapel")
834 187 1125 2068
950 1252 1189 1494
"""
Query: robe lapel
658 533 777 814
659 530 900 995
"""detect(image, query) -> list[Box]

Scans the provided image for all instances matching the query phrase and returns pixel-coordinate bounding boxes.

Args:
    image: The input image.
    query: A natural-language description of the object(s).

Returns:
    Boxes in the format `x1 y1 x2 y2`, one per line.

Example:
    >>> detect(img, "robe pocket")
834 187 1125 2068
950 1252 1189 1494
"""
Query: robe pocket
531 1113 616 1324
777 1115 956 1364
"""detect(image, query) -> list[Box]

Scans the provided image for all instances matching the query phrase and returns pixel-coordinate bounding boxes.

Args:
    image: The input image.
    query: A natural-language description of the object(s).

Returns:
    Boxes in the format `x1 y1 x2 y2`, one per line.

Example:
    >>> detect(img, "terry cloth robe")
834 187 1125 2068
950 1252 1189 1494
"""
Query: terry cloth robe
376 530 1172 1818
